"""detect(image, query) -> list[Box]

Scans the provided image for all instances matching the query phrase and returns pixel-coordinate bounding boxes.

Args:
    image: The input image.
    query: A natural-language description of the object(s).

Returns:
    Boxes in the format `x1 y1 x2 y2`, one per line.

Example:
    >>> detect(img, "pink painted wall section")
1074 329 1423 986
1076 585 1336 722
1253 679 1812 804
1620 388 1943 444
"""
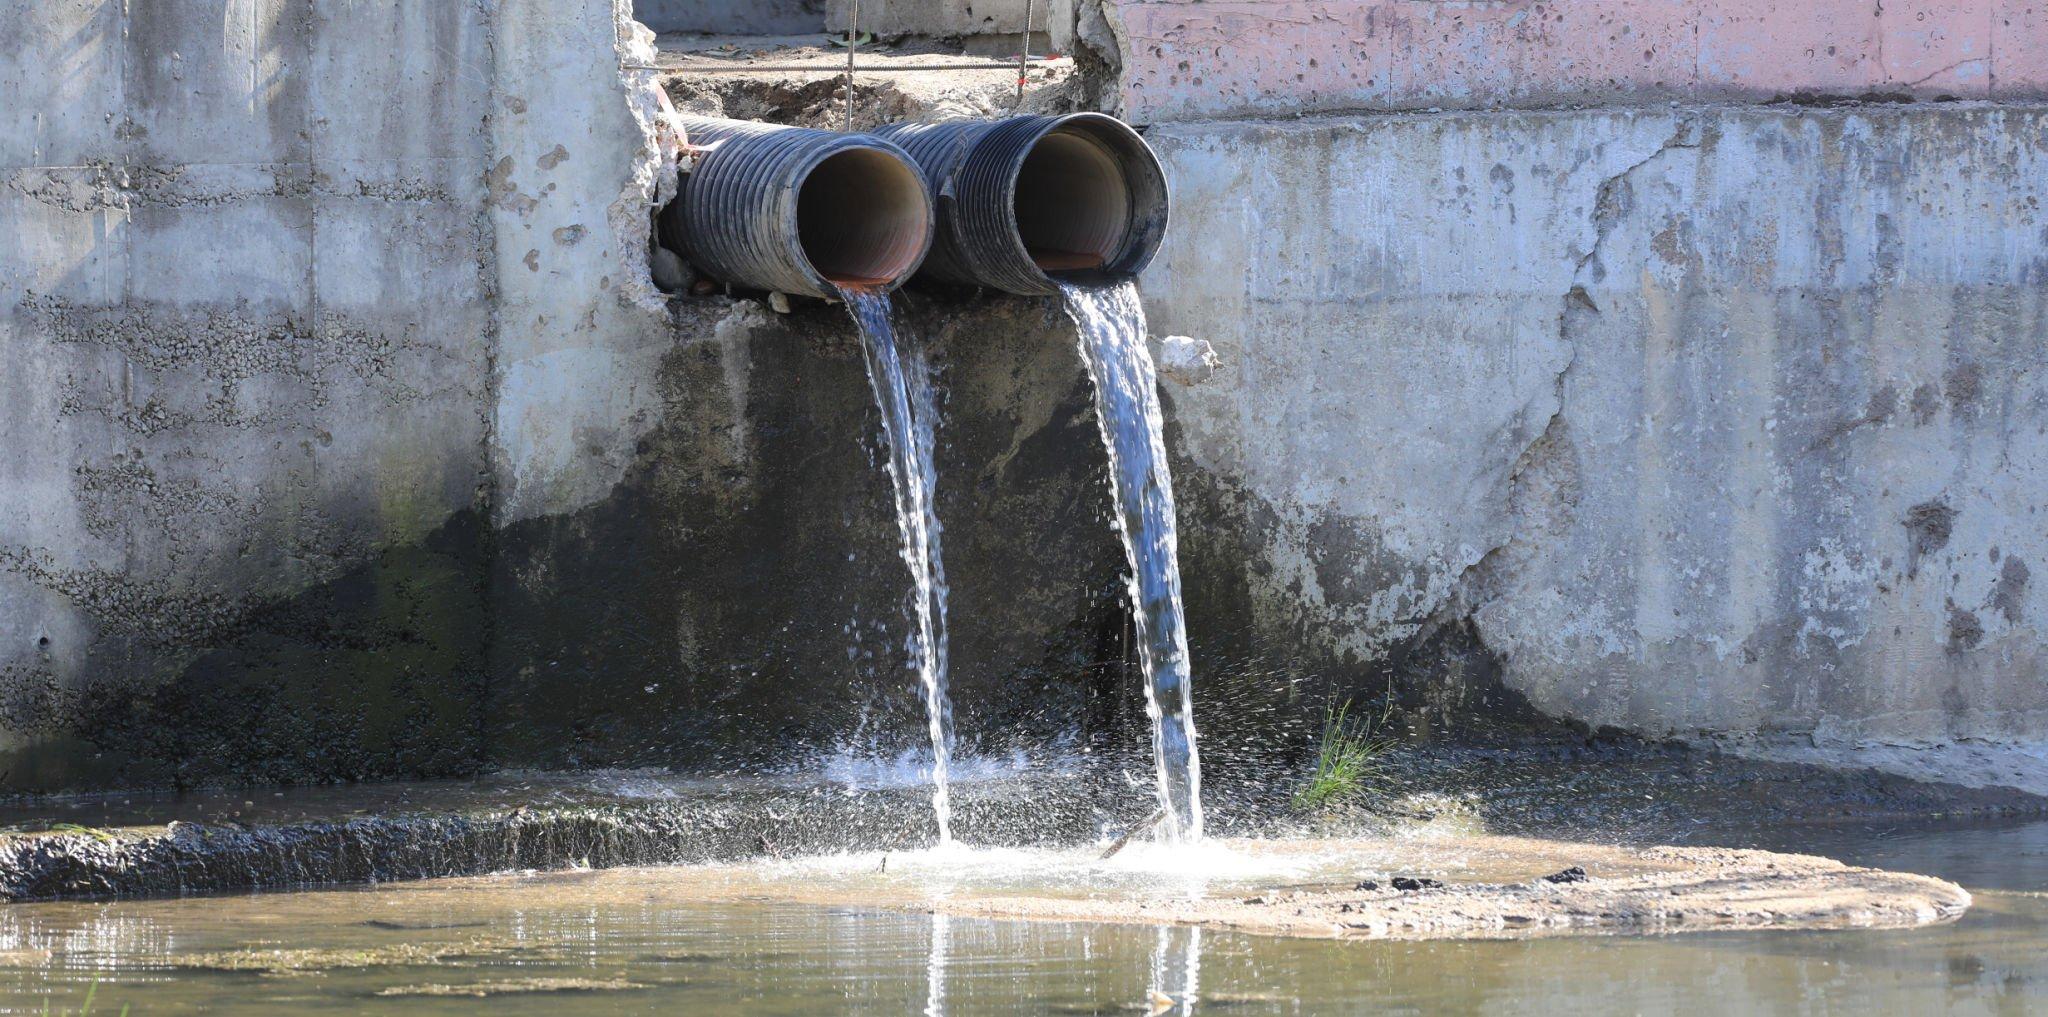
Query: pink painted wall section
1109 0 2048 121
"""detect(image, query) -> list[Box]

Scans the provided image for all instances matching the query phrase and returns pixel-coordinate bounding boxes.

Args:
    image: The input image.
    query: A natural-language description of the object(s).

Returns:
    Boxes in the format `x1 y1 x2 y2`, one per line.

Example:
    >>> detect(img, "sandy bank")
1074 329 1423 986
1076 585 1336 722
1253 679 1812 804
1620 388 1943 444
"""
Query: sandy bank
715 834 1972 941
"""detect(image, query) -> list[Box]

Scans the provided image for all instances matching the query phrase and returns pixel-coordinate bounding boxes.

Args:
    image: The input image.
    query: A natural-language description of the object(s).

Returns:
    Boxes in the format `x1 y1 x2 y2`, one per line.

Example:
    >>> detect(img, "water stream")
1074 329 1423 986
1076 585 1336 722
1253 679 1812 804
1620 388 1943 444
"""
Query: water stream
1060 280 1205 841
841 286 955 845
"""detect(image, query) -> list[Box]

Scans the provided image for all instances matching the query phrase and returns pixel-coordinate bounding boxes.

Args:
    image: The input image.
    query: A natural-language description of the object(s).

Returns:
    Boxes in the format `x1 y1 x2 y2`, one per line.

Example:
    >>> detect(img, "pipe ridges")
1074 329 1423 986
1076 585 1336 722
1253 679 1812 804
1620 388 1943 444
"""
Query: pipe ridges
875 114 1170 296
661 116 936 299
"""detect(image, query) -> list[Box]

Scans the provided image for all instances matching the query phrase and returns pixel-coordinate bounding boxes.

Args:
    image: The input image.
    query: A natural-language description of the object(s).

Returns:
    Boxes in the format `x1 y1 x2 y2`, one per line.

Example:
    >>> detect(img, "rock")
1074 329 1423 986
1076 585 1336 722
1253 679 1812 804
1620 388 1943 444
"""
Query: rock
650 247 693 293
1391 876 1443 891
1155 335 1219 386
1354 879 1380 891
1543 866 1590 884
768 291 792 314
690 277 718 296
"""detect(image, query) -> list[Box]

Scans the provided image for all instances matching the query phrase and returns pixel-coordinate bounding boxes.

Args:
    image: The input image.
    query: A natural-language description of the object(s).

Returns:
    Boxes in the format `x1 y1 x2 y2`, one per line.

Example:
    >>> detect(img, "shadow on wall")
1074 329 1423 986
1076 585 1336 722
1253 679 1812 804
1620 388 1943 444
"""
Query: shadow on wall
1161 390 1590 765
0 288 1597 795
0 514 491 794
0 294 1137 793
487 295 1129 773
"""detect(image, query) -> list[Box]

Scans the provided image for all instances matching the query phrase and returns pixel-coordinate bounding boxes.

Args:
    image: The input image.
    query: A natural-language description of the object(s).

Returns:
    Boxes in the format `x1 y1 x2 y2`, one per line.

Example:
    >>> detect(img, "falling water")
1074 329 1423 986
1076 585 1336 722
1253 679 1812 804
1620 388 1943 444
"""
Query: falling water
1059 280 1204 841
840 286 956 845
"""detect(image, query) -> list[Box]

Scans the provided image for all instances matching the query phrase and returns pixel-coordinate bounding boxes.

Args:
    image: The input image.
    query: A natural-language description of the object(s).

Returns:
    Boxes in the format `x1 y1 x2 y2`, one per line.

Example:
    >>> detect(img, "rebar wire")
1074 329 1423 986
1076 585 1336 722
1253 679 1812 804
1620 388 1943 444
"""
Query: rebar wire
845 0 860 132
1016 0 1036 107
677 61 1059 74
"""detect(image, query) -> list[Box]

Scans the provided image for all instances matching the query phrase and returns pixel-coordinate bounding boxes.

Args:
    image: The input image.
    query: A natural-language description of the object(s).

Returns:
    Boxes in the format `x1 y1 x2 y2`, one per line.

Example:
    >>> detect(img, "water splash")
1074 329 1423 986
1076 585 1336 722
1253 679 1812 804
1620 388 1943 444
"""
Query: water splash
840 286 956 845
1059 280 1204 841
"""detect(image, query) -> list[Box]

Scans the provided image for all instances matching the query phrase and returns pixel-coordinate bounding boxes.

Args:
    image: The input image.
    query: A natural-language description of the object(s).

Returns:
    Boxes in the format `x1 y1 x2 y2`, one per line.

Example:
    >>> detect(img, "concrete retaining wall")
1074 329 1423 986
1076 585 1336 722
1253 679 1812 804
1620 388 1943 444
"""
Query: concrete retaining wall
0 1 1123 793
1143 105 2048 780
5 1 2047 794
636 0 828 35
1070 0 2048 122
0 0 500 789
827 0 1037 38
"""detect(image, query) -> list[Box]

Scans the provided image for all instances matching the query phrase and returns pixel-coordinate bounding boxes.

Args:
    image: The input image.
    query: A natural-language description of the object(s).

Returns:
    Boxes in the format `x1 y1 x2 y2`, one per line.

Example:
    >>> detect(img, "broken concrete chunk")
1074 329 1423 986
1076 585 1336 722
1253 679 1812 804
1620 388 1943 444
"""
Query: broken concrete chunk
1157 335 1219 386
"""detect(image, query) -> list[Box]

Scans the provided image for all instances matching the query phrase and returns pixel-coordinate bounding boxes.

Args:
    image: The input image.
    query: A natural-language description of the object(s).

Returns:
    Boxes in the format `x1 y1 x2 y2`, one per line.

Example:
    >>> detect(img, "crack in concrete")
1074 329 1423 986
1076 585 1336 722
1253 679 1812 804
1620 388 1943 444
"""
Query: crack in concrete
1436 122 1701 639
1902 58 1989 90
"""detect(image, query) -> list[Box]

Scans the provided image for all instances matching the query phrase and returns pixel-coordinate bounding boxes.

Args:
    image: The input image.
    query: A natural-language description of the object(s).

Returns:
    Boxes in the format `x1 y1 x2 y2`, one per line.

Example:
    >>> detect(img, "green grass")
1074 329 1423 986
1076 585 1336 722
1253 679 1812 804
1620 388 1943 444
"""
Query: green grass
39 980 127 1016
1291 699 1400 812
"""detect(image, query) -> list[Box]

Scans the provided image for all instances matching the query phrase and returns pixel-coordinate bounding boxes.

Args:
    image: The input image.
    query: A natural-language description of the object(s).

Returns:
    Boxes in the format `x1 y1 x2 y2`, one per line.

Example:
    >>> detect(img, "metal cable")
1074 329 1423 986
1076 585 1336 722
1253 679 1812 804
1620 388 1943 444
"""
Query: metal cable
1016 0 1035 107
844 0 859 132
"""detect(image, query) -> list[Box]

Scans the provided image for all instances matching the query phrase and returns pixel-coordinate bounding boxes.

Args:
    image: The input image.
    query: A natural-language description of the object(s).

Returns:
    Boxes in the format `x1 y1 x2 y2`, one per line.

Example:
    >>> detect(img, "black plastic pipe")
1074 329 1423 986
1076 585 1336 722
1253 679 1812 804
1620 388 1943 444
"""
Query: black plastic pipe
661 116 934 298
873 114 1170 296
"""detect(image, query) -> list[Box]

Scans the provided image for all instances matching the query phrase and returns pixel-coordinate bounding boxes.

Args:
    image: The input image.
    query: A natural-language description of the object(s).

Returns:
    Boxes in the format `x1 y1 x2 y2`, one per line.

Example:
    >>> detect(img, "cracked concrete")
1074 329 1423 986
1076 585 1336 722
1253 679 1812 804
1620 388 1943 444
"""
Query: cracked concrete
1143 103 2048 785
6 1 2048 798
1082 0 2048 123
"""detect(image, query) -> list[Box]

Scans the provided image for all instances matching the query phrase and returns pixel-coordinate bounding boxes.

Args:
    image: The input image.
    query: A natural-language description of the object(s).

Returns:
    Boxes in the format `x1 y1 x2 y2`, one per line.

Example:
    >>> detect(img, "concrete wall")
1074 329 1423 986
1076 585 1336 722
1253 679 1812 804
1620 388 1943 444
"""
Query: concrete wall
5 0 2048 795
1107 0 2048 784
0 0 498 789
636 0 827 36
0 1 1125 793
1066 0 2048 122
828 0 1036 38
632 0 1034 38
1147 105 2048 770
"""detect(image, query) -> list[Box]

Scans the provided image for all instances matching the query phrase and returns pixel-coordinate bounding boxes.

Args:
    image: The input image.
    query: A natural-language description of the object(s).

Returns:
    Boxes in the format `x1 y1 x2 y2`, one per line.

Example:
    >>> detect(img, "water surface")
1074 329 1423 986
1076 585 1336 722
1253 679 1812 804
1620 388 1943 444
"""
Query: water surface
4 818 2047 1014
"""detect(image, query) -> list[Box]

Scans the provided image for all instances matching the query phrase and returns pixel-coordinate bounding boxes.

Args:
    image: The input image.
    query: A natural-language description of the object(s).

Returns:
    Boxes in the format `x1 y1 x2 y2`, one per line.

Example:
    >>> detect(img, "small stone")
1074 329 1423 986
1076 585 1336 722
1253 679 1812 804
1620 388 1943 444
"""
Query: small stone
650 247 692 293
1391 876 1443 891
690 278 718 296
1543 866 1590 884
768 291 792 314
1354 879 1380 891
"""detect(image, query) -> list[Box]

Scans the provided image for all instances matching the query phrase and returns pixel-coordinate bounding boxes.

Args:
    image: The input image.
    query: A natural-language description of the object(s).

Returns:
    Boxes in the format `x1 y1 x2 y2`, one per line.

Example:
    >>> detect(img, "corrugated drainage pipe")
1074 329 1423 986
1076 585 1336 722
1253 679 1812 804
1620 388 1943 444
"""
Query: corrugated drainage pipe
874 114 1169 296
660 116 934 299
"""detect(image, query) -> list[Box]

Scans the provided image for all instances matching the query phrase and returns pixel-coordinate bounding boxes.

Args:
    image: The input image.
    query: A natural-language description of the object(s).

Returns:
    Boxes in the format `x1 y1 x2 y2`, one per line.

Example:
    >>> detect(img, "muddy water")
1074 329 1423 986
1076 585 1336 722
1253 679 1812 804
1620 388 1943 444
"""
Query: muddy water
1 818 2046 1014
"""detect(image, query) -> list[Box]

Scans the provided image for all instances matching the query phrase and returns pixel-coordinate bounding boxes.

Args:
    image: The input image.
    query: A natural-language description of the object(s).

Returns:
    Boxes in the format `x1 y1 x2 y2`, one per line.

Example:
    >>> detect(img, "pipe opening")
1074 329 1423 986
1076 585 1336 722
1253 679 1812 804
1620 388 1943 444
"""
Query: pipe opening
1015 129 1133 275
797 148 932 289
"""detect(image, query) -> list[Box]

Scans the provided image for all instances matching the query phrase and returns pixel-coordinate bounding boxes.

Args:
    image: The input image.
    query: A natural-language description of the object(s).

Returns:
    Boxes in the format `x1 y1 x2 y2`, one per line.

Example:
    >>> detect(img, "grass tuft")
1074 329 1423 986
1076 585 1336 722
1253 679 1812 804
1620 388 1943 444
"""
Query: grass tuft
1291 699 1400 812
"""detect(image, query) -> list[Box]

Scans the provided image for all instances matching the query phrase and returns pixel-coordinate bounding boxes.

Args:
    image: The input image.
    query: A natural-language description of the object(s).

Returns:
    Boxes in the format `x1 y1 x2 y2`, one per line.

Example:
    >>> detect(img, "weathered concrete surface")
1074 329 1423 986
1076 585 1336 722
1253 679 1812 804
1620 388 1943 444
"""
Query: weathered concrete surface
0 1 1126 793
486 295 1128 772
0 0 497 789
1143 105 2048 785
0 774 1119 902
7 0 2048 801
636 0 828 35
1061 0 2048 122
827 0 1037 38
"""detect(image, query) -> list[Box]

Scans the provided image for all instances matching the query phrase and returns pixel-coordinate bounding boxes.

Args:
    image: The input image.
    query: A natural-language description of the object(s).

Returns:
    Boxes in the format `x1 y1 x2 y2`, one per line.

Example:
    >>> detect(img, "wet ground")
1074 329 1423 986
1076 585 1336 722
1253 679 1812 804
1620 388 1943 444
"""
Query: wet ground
0 814 2043 1014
